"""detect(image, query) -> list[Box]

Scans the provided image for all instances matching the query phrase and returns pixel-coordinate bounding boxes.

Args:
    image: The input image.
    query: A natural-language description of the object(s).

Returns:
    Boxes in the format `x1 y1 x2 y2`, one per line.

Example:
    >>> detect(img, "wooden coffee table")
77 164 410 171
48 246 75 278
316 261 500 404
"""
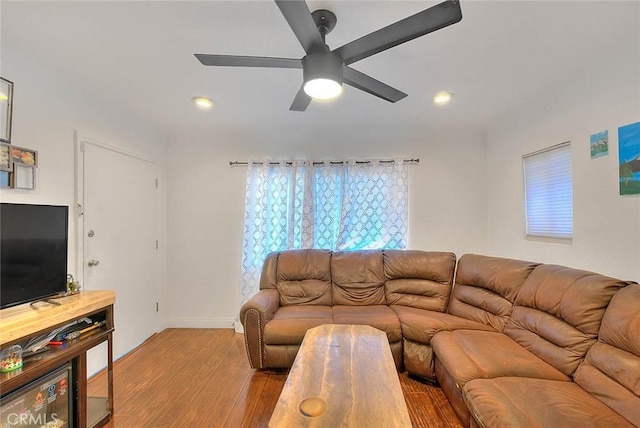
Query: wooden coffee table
269 324 411 427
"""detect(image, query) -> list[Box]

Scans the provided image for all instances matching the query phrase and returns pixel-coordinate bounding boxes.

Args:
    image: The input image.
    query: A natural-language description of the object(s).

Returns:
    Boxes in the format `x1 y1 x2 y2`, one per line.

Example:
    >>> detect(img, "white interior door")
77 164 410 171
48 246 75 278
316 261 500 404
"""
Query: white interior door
80 139 159 370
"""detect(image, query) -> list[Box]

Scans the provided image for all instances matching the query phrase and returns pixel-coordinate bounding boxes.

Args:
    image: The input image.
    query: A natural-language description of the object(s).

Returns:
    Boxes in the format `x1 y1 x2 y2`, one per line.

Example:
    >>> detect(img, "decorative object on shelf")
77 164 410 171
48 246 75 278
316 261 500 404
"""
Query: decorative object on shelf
0 344 23 373
66 274 81 295
618 121 640 195
0 77 13 143
590 130 608 159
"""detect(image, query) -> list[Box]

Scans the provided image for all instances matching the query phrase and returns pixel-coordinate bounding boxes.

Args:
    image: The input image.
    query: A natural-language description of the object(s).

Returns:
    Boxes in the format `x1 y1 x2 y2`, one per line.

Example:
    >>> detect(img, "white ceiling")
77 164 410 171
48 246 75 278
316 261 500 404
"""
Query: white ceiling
1 1 638 146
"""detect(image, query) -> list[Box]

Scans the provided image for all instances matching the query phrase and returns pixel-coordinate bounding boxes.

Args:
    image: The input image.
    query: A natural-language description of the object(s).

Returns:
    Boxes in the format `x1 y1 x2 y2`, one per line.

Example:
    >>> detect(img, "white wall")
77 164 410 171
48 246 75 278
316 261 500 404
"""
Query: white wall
0 45 168 317
165 128 487 327
486 30 640 282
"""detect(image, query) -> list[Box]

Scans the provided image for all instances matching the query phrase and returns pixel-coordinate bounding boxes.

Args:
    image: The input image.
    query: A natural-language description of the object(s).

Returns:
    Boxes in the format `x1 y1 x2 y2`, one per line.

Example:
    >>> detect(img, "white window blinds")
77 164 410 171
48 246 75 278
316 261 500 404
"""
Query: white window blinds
523 142 573 239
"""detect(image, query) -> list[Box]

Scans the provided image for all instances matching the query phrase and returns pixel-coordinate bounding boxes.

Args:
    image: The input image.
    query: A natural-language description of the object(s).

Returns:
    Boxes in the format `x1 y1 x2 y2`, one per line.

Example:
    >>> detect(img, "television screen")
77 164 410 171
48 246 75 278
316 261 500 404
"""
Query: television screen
0 203 69 309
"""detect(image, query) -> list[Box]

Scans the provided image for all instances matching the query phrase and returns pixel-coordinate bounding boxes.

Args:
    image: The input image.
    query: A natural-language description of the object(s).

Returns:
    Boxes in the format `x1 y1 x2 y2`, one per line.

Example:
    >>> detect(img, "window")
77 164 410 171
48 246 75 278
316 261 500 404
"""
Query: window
523 142 573 240
240 160 408 303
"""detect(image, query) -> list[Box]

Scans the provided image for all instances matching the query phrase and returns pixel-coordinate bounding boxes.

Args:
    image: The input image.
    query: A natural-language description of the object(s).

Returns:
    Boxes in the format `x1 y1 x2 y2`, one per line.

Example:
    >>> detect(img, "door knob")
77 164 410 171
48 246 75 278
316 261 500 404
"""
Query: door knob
87 259 100 267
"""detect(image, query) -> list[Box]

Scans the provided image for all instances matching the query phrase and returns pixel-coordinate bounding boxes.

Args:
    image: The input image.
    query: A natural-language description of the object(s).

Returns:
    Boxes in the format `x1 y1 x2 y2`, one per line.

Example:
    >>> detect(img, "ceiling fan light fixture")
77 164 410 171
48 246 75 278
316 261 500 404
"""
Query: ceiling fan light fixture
304 78 342 100
302 51 343 100
433 91 453 105
192 97 214 109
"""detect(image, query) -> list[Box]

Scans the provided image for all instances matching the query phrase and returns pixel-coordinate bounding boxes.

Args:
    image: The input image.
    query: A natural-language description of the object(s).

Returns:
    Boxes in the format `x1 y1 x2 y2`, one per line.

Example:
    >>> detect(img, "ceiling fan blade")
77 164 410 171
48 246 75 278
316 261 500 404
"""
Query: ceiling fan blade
274 0 327 54
343 66 407 103
194 54 302 69
289 87 312 111
334 0 462 65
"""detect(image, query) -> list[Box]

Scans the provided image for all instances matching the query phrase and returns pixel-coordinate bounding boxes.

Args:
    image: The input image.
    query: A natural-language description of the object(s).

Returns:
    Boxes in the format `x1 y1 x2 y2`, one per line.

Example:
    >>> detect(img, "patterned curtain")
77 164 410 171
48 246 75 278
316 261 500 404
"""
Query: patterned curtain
240 160 408 304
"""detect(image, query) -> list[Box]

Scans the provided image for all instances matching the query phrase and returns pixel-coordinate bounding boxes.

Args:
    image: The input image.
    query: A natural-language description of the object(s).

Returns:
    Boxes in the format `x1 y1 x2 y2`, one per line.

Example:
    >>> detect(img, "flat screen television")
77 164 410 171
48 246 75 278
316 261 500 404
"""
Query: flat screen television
0 203 69 309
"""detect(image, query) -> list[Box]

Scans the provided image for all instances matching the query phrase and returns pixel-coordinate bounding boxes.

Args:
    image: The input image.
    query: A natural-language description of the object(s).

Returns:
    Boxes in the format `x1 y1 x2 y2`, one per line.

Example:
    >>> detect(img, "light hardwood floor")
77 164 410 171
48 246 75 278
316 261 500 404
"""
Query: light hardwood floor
88 328 463 427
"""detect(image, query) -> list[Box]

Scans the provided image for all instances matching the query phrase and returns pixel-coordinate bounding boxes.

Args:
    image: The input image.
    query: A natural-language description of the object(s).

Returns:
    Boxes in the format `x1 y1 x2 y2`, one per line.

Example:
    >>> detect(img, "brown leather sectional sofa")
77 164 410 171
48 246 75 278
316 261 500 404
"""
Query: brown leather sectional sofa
239 249 640 427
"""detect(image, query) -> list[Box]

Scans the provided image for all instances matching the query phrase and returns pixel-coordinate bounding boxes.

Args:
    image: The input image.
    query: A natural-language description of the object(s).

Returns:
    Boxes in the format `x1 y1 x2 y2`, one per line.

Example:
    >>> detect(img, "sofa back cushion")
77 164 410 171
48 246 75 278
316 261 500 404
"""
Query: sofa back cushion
504 264 630 376
448 254 539 331
259 251 279 290
332 250 386 305
383 250 456 311
265 249 332 306
573 284 640 426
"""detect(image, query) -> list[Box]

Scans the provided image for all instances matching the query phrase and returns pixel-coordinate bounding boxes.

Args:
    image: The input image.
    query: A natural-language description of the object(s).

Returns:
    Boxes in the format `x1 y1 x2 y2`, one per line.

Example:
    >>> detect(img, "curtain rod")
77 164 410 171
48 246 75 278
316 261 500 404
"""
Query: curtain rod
229 158 419 166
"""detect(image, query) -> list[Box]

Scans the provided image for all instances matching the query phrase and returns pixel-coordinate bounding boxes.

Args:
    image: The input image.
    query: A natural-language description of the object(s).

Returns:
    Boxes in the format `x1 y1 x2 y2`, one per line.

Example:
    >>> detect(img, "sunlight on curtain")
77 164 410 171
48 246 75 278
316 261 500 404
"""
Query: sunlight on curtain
241 160 408 303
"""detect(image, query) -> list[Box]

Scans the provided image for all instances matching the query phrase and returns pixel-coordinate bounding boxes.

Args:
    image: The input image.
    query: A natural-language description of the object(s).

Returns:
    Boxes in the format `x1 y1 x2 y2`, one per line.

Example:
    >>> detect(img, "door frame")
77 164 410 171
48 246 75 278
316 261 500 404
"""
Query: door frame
74 130 160 304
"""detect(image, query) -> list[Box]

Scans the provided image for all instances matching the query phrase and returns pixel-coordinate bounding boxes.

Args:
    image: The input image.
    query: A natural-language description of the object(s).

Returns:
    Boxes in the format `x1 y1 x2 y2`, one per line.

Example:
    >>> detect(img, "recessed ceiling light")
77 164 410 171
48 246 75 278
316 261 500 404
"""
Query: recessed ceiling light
192 97 213 109
433 91 453 105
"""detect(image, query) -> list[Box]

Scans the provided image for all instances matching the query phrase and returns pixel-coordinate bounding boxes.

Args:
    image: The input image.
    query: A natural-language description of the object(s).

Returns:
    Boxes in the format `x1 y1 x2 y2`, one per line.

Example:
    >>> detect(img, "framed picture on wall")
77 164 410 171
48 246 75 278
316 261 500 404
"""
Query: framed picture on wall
0 171 10 188
13 164 35 190
619 121 640 195
0 77 14 143
10 145 37 167
0 142 11 171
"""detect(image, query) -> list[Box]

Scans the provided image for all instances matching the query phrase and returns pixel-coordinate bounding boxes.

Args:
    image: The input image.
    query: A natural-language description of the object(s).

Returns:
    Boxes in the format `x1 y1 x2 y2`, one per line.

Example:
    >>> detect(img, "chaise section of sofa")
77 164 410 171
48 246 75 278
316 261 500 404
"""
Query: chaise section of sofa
395 254 539 381
462 282 640 427
432 263 632 425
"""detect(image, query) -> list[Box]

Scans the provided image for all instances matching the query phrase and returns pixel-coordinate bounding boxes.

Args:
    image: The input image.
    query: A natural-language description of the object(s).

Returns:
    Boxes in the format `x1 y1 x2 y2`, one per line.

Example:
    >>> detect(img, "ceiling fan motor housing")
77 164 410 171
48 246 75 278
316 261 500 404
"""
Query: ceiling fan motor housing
302 51 343 85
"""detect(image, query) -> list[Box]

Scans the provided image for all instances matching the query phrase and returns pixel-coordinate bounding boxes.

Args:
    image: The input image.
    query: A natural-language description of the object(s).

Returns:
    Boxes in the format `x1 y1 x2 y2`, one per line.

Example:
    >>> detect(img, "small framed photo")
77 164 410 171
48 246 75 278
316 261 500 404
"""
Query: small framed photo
0 77 13 143
13 164 35 190
10 145 37 167
0 171 10 188
0 142 11 171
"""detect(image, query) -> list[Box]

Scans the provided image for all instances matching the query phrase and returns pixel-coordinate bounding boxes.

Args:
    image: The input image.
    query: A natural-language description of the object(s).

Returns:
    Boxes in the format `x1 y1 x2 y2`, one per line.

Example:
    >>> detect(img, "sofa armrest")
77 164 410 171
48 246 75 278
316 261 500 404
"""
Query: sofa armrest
239 289 280 369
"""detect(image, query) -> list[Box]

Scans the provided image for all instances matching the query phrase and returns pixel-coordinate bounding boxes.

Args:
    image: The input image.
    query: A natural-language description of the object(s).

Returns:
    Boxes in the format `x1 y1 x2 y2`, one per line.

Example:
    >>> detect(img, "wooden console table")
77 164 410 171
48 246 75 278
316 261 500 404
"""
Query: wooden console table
0 290 115 428
269 324 411 427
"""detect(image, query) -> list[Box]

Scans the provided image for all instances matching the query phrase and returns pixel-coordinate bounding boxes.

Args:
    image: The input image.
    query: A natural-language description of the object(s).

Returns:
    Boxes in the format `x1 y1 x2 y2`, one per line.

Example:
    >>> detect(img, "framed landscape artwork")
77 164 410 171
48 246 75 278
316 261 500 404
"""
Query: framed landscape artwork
590 130 608 159
619 121 640 195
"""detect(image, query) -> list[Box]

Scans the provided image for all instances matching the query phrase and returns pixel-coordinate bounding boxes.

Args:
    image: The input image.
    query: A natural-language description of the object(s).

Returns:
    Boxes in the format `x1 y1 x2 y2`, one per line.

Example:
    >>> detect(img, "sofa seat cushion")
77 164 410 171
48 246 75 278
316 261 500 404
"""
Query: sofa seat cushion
392 305 496 344
263 306 333 345
463 377 634 428
431 330 570 388
332 305 402 342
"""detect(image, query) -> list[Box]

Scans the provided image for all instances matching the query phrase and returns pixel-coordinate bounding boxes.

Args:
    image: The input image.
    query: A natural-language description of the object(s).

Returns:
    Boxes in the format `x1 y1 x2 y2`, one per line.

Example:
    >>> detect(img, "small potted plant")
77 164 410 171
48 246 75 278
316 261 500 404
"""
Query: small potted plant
67 274 81 295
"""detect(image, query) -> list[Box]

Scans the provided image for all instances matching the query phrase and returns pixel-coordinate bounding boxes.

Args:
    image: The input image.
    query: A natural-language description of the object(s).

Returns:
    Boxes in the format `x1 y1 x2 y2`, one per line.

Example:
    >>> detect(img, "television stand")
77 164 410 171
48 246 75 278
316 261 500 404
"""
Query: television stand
0 290 115 428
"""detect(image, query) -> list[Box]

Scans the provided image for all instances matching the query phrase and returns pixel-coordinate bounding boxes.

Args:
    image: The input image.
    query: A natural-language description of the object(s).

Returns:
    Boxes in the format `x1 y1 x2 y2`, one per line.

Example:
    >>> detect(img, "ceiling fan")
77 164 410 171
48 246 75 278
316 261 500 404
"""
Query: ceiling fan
194 0 462 111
